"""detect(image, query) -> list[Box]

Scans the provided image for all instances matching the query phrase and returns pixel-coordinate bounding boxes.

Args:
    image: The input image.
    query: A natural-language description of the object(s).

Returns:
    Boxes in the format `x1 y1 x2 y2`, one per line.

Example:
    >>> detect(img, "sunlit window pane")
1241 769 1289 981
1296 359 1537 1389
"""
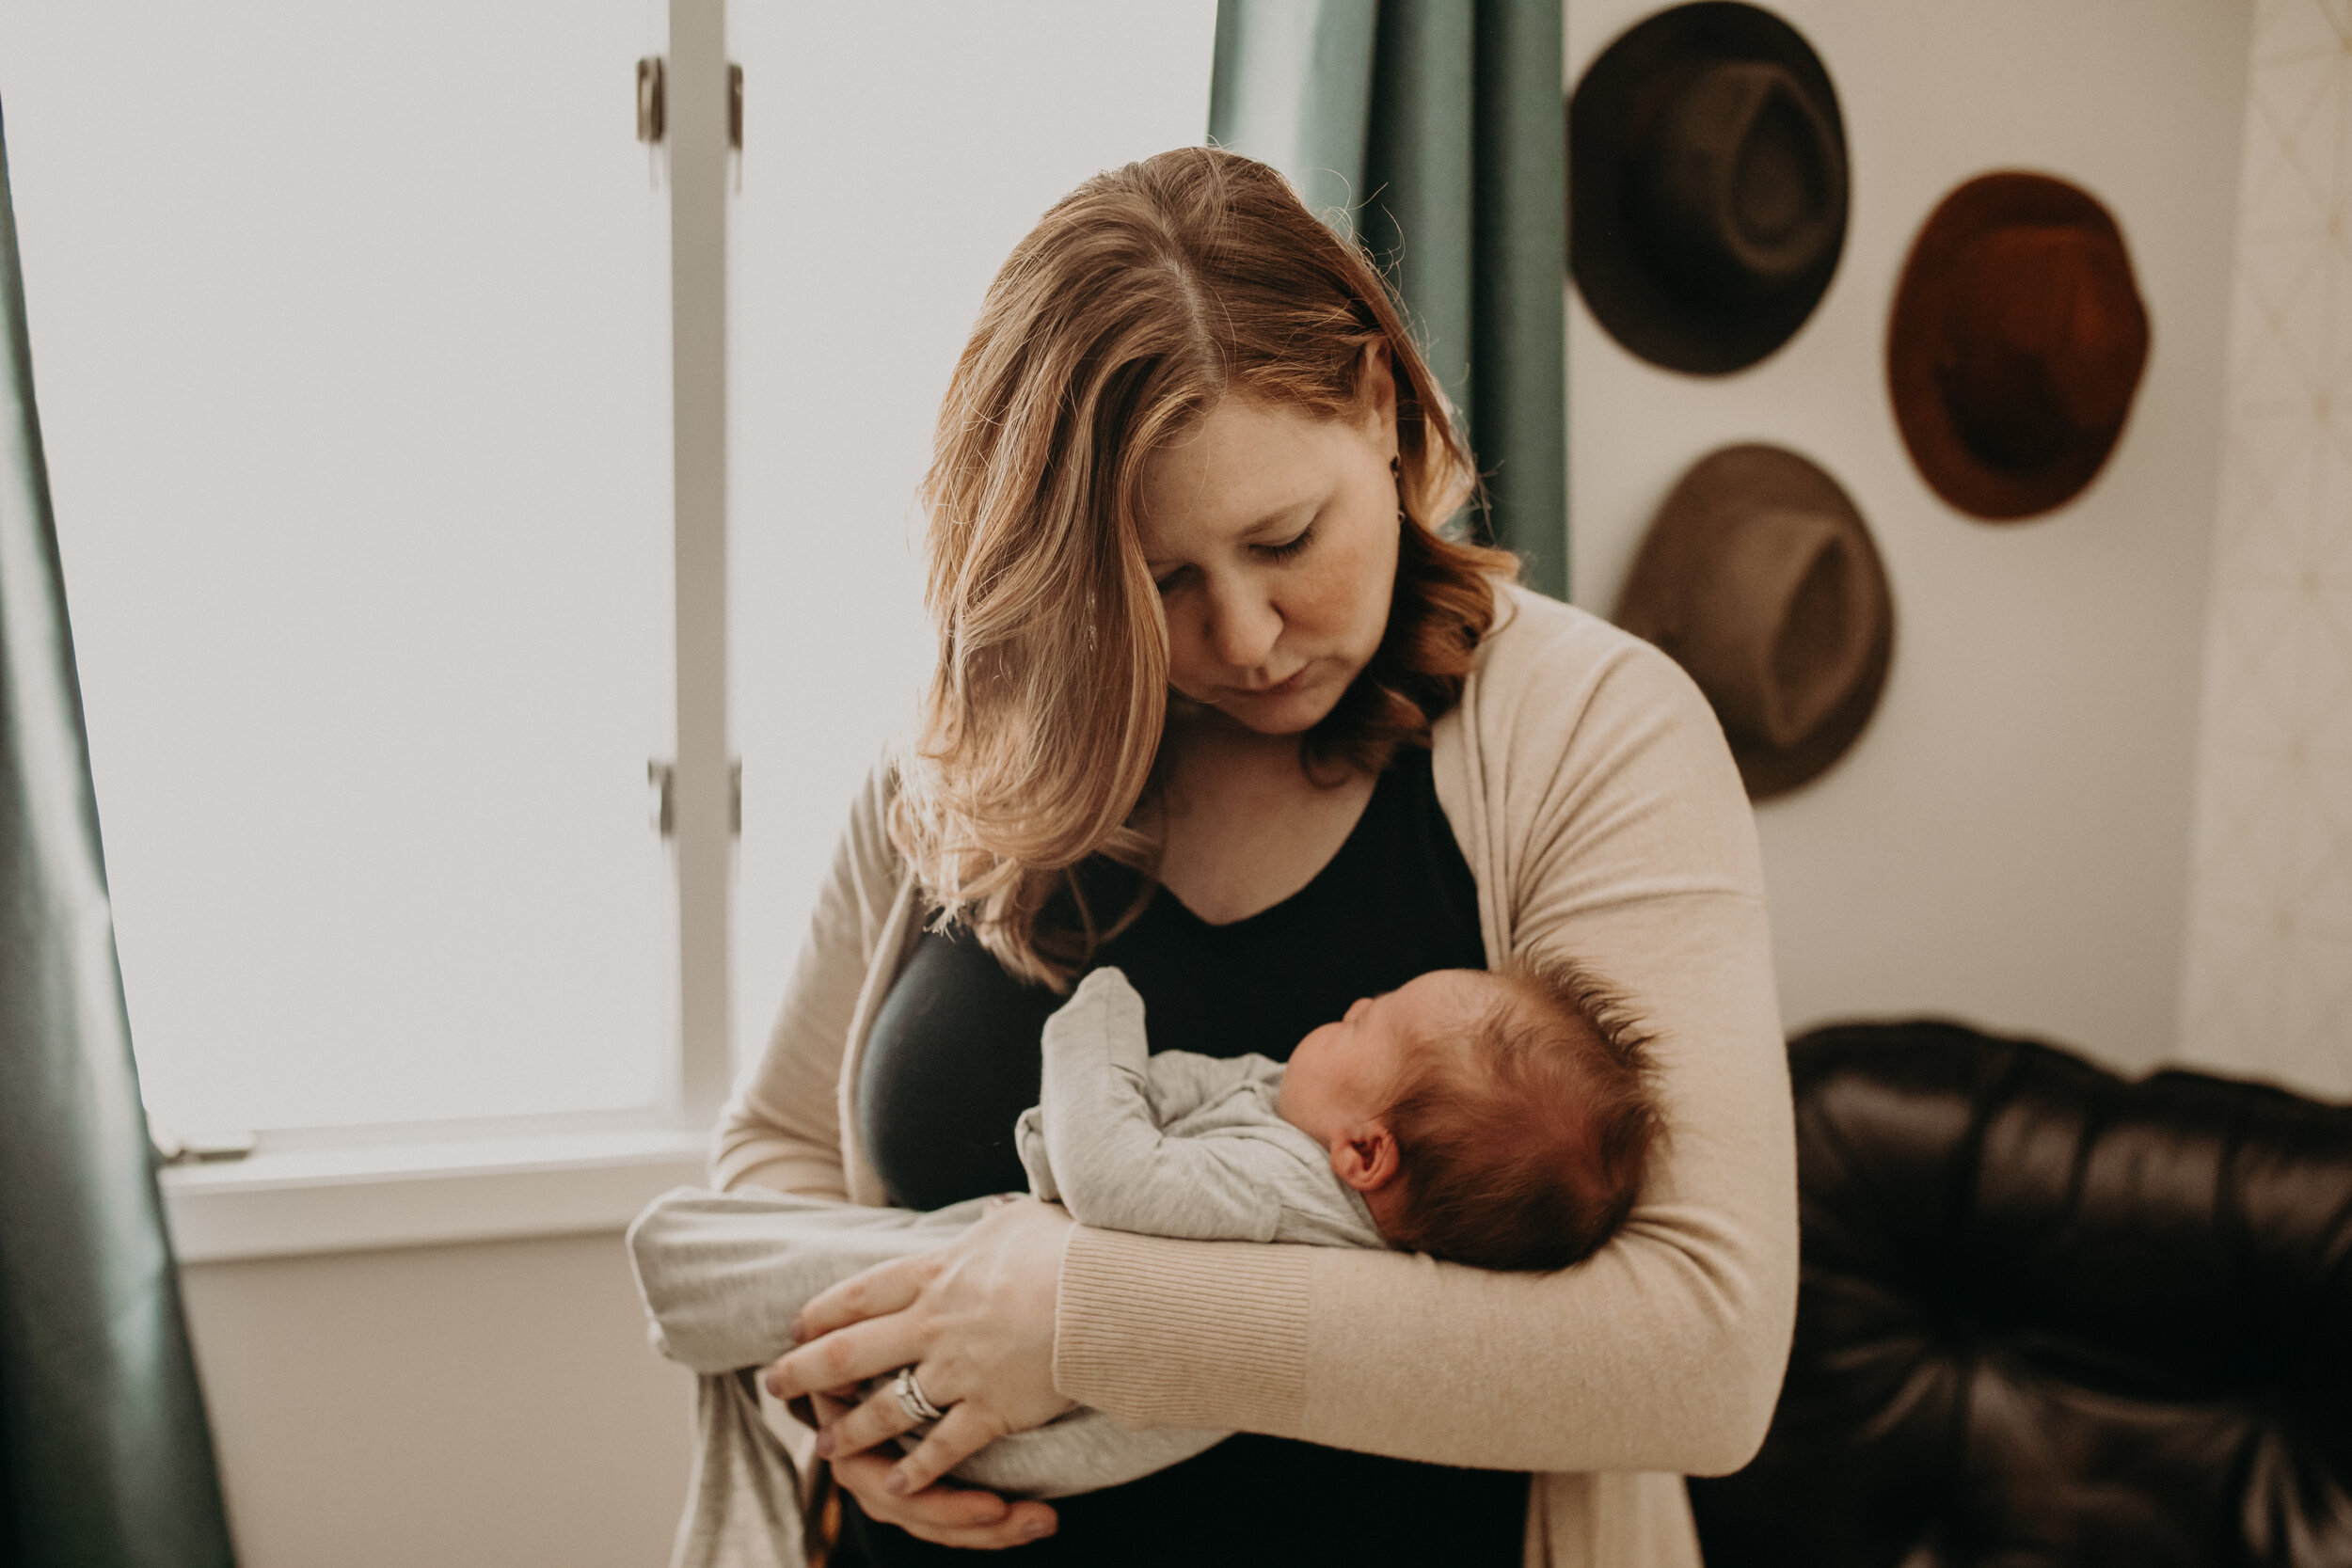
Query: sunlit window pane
0 1 675 1133
729 2 1216 1068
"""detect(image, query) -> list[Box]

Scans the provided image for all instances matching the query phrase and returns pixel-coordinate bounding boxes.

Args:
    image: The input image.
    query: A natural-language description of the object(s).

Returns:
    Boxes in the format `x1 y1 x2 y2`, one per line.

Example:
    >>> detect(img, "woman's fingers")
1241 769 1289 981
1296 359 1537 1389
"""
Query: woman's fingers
812 1375 920 1461
793 1251 935 1344
829 1453 1003 1529
774 1197 1077 1481
764 1311 930 1402
887 1401 1008 1497
829 1451 1058 1550
811 1369 1014 1492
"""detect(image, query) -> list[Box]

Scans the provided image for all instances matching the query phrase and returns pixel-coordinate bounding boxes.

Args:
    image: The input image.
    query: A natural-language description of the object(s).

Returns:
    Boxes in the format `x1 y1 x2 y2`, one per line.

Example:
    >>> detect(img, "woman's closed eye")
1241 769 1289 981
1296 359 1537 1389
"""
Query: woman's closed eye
1147 500 1321 594
1149 526 1313 594
1254 524 1315 563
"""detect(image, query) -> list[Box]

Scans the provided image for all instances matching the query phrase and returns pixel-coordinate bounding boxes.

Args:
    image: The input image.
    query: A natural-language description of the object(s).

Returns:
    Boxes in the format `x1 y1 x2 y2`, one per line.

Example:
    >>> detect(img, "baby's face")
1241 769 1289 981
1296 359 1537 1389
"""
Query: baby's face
1277 968 1492 1147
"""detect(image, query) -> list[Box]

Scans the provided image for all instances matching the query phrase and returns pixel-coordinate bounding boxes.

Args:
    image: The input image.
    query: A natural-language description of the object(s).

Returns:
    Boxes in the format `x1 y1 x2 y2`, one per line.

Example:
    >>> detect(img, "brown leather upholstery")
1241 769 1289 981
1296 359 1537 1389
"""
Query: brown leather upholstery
1689 1021 2352 1568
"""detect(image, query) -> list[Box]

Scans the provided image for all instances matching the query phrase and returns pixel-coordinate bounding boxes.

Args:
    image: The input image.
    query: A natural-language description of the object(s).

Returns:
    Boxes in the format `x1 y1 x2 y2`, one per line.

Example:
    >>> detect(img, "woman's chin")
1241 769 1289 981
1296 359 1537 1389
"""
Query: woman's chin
1215 691 1336 736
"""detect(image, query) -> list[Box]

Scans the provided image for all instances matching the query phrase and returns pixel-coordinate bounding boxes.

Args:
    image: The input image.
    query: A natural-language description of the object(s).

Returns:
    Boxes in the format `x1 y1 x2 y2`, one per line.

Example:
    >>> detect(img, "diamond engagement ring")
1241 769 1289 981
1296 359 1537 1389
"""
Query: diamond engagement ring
893 1365 947 1425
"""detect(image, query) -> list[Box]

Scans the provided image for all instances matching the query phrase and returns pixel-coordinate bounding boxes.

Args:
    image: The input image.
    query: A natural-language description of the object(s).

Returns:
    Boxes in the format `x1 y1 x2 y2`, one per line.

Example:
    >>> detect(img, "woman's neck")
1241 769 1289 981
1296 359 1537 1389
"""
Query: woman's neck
1152 705 1377 927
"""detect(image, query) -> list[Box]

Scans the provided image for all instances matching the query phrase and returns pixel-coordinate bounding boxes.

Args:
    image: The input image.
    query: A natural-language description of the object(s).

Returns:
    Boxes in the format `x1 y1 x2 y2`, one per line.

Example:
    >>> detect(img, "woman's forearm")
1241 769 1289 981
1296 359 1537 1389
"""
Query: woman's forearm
1054 1207 1787 1476
1054 889 1799 1478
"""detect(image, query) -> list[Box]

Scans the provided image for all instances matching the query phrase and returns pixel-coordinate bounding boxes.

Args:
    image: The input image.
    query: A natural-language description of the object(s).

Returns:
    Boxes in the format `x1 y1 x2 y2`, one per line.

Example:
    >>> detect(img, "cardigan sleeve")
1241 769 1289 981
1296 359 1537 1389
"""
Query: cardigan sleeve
710 759 907 1200
1053 604 1800 1478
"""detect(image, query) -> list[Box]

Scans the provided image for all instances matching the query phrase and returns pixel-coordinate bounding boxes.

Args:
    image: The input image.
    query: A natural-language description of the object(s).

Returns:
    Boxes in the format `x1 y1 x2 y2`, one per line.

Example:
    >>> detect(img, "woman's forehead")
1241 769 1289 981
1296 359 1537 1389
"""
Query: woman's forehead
1136 396 1348 547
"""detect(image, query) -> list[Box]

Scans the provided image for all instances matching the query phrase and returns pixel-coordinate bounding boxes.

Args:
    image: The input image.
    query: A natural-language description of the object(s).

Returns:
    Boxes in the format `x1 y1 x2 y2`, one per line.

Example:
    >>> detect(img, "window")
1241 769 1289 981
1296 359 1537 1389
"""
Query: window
0 3 1214 1151
1 0 675 1137
728 3 1216 1073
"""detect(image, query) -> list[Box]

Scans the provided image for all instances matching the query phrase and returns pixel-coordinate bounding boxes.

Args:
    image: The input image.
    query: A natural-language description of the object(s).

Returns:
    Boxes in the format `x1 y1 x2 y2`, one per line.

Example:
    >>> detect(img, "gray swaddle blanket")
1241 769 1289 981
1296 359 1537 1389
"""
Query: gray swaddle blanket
628 967 1384 1565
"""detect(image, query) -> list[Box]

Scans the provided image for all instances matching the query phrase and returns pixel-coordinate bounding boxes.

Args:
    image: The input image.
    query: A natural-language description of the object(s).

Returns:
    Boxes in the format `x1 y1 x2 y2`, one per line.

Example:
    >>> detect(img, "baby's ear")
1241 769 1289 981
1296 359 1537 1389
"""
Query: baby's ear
1329 1124 1401 1193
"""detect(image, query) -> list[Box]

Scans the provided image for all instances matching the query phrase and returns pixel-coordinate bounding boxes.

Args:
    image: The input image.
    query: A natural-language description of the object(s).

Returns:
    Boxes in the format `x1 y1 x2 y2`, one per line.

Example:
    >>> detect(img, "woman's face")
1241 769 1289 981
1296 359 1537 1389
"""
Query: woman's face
1135 351 1401 736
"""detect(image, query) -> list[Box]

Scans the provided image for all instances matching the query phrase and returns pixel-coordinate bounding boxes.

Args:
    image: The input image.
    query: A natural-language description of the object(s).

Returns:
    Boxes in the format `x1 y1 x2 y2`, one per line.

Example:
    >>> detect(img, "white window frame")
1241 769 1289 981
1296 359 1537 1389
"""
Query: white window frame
162 0 735 1262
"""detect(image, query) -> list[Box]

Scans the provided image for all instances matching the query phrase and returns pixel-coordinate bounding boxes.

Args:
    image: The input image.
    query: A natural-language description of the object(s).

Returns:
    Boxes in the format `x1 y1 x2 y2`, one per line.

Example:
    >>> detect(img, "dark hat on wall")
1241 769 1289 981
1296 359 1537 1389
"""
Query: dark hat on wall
1615 444 1893 800
1570 2 1849 376
1887 171 2151 521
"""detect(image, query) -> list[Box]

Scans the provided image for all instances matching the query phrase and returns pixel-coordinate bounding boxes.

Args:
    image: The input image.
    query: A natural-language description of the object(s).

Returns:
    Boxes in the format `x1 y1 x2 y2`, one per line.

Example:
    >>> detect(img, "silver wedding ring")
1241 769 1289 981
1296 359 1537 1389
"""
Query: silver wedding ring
893 1365 947 1425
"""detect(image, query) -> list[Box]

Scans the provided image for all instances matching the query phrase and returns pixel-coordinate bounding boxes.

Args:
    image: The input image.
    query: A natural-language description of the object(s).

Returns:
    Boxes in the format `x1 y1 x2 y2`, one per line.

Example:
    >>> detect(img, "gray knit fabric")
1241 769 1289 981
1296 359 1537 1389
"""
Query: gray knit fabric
628 1190 1229 1501
628 967 1382 1566
1016 967 1383 1248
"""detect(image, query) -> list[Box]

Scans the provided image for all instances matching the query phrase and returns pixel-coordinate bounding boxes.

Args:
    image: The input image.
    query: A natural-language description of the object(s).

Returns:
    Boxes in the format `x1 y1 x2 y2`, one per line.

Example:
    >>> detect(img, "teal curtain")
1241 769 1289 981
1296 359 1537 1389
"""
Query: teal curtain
0 106 239 1567
1211 0 1568 598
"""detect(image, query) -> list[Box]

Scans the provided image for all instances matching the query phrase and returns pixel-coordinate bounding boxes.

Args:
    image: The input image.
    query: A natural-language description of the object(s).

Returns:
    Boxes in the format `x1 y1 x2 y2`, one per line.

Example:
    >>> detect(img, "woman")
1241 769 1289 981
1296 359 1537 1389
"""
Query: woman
722 148 1796 1564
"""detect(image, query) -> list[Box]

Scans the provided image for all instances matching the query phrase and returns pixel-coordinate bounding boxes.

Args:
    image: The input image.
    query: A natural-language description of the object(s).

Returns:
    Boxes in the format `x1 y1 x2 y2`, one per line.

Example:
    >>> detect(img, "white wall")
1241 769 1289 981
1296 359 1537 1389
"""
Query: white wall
2177 0 2352 1101
1565 0 2252 1072
181 1233 693 1568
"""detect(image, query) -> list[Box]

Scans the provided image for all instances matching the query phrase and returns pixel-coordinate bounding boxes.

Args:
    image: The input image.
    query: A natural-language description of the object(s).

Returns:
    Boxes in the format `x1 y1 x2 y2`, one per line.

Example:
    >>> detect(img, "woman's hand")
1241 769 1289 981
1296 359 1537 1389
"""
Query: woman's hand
766 1197 1077 1512
811 1391 1059 1550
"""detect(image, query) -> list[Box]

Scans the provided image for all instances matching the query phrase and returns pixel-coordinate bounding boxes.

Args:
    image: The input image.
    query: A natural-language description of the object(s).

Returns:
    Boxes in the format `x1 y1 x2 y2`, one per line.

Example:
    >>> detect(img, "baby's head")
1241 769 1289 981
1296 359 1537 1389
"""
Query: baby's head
1277 958 1661 1272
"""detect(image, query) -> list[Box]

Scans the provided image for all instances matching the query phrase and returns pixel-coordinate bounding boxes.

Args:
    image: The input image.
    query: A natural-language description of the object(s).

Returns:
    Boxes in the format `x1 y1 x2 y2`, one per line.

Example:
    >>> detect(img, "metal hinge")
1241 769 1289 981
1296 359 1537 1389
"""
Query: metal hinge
635 56 739 150
649 759 741 839
636 55 665 144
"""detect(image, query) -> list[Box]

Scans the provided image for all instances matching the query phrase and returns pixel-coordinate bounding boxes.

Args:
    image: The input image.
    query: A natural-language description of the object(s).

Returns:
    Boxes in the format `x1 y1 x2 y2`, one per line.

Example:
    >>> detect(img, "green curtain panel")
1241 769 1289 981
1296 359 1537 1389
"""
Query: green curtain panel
1211 0 1567 598
0 107 239 1567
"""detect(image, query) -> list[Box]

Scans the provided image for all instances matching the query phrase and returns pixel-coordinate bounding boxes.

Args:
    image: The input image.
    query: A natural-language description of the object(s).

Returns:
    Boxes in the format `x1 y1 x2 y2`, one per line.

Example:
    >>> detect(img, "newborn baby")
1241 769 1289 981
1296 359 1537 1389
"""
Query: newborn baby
1014 959 1659 1272
629 956 1659 1500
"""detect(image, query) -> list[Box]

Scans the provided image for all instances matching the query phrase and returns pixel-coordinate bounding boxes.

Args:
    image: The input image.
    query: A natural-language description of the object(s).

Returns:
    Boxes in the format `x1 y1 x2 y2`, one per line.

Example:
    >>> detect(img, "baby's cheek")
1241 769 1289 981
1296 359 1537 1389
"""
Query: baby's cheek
1274 1053 1321 1124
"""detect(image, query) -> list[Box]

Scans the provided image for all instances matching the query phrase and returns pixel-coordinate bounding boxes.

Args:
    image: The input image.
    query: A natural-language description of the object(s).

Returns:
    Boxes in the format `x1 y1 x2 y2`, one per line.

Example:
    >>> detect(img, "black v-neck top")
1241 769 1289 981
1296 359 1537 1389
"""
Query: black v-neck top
845 747 1527 1566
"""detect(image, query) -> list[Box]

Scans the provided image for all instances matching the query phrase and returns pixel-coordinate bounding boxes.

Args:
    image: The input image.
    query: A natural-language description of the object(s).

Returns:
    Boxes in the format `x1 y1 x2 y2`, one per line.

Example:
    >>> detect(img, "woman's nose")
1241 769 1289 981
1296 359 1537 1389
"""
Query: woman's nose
1203 581 1281 671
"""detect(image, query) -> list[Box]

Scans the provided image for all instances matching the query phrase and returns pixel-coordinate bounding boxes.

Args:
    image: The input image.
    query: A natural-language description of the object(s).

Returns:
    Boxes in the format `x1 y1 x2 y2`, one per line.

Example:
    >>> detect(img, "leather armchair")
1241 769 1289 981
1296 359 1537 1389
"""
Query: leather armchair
1689 1020 2352 1567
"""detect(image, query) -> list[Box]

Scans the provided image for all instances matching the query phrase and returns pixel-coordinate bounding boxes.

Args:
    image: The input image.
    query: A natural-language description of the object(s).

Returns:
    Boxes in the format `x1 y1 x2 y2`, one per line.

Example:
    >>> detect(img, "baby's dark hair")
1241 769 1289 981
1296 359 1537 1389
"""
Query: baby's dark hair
1378 957 1661 1272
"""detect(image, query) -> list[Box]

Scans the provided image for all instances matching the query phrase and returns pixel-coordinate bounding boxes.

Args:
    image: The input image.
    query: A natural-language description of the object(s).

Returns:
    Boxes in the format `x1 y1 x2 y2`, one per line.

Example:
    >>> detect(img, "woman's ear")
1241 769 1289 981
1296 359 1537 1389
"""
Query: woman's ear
1330 1123 1401 1194
1359 341 1399 455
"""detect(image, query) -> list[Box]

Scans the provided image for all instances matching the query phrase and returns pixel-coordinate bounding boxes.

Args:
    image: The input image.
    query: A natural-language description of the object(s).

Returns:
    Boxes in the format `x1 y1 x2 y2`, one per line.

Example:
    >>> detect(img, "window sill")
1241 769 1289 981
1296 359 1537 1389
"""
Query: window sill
162 1126 713 1265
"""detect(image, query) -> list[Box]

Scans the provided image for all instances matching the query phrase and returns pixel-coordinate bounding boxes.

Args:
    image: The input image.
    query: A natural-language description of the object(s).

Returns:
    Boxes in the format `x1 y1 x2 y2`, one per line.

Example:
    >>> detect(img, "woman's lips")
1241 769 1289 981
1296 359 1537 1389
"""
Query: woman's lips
1232 665 1312 700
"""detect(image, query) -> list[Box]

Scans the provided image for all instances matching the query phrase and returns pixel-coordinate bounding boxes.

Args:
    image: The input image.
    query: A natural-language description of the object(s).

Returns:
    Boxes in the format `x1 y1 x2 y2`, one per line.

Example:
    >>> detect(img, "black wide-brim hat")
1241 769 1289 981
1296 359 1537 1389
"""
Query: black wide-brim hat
1571 2 1850 375
1615 444 1894 800
1887 171 2150 521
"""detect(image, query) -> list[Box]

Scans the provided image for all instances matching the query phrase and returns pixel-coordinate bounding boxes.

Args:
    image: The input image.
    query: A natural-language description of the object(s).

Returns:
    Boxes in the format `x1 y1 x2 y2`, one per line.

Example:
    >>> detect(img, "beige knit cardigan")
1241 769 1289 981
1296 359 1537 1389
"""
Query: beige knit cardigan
713 585 1800 1567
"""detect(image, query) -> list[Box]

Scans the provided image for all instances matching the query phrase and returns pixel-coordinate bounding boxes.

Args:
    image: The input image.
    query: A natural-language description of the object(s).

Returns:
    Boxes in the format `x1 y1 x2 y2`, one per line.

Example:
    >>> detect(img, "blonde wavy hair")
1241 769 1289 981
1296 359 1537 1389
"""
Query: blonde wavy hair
891 147 1516 988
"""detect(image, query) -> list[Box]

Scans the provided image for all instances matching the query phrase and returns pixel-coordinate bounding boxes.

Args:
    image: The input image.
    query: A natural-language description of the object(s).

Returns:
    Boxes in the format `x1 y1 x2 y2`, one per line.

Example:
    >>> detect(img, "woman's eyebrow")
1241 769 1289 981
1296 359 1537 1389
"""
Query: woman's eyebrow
1241 499 1317 536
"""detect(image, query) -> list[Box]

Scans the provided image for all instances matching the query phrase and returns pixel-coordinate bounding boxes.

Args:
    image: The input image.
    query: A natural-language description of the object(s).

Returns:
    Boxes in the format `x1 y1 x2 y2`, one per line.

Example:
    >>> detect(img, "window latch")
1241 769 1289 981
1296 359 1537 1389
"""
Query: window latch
649 760 740 839
152 1127 258 1167
636 55 665 145
649 759 675 838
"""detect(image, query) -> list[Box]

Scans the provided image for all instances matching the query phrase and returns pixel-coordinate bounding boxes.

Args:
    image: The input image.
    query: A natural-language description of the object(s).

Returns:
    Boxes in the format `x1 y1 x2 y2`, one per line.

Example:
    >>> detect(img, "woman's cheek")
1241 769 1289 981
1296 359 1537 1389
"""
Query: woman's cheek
1318 521 1398 670
1160 601 1219 701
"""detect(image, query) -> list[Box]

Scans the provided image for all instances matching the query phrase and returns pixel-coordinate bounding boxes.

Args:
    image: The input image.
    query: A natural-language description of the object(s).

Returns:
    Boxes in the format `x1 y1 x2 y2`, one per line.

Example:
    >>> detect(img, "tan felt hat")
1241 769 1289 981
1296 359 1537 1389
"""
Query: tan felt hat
1614 444 1893 800
1887 171 2150 521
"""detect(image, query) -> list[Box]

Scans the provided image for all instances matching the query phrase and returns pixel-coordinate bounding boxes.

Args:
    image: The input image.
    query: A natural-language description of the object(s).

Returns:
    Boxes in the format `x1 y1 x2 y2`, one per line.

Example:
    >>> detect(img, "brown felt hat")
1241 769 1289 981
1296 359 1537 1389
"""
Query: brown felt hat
1614 444 1893 800
1887 171 2151 521
1570 2 1849 376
